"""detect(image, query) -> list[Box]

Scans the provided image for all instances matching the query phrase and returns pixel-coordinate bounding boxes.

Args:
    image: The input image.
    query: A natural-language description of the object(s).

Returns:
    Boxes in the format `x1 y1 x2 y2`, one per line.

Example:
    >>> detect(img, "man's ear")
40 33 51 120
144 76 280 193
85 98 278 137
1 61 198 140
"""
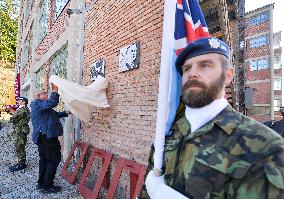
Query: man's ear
224 67 235 86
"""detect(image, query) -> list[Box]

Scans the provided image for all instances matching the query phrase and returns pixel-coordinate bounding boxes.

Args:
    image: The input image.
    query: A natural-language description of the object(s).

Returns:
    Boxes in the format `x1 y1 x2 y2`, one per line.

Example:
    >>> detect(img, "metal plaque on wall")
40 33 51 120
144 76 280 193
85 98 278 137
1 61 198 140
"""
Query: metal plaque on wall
90 58 105 81
119 42 140 72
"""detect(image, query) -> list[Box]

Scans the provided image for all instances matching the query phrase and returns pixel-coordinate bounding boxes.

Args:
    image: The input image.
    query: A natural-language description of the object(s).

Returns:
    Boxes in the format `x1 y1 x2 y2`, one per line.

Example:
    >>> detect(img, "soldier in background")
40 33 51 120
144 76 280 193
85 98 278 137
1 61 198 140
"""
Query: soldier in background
140 37 284 199
9 97 30 172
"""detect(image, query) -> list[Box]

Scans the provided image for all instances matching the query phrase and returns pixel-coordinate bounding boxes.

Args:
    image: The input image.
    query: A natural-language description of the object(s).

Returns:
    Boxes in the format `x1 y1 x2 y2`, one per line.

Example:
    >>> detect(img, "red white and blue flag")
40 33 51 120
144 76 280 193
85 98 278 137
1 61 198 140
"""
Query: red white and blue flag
154 0 210 168
175 0 210 55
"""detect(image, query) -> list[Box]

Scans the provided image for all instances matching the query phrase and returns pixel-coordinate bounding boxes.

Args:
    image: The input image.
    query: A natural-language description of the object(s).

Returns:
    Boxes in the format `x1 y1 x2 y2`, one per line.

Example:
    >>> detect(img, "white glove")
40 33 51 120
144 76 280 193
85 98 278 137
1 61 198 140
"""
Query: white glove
145 170 165 197
145 170 189 199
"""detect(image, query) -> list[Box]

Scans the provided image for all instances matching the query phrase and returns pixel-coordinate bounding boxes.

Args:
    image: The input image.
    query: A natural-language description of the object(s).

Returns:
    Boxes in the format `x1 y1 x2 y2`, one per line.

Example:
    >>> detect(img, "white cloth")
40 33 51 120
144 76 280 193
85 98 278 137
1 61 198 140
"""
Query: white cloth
49 75 110 121
185 98 228 133
145 170 189 199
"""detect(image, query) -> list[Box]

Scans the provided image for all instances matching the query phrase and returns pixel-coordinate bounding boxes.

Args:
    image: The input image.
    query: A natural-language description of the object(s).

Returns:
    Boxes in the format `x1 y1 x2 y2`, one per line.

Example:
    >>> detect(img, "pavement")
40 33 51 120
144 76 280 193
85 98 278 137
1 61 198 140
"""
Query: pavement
0 122 84 199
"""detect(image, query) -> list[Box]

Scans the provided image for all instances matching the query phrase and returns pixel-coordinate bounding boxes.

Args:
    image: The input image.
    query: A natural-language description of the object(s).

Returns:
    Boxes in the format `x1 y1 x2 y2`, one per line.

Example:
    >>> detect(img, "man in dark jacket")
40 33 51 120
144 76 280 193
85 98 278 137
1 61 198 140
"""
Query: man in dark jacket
30 83 70 194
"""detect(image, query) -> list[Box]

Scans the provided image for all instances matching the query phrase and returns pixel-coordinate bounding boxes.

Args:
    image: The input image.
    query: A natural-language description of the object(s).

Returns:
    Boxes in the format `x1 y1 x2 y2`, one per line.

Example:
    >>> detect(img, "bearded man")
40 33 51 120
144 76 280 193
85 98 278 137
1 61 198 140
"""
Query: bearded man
140 37 284 199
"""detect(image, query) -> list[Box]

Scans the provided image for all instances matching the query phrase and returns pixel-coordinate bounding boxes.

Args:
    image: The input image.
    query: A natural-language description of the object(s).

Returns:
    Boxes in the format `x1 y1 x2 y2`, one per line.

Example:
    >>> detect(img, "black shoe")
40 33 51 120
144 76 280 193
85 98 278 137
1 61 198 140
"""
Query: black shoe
41 185 62 194
36 184 44 190
8 163 26 172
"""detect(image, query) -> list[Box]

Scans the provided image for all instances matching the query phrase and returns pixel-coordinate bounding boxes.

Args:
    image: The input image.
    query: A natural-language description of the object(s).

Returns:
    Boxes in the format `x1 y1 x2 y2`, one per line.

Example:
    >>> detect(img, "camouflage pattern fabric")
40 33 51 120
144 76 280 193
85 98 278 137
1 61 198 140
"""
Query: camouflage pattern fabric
10 106 30 164
140 105 284 199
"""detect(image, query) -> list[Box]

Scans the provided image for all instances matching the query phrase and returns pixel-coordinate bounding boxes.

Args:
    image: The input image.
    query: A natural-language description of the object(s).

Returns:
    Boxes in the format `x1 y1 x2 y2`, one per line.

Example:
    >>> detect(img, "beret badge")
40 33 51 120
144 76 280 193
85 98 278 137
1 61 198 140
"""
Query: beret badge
209 38 221 49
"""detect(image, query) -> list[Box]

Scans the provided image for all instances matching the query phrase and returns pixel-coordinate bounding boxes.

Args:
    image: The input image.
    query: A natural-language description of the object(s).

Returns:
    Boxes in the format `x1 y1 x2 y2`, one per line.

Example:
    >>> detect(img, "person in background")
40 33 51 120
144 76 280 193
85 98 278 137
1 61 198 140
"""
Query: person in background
9 97 30 172
264 107 284 137
140 37 284 199
30 83 71 194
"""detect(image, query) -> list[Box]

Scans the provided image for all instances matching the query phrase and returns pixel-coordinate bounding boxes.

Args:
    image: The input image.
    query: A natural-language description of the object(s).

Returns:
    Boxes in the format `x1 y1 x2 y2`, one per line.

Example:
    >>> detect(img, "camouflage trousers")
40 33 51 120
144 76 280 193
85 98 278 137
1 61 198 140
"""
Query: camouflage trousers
12 129 28 164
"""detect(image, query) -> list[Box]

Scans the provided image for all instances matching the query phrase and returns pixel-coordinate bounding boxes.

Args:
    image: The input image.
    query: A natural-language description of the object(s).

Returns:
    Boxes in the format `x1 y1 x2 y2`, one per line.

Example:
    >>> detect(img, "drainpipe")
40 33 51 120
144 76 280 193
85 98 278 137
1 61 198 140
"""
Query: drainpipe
269 5 274 120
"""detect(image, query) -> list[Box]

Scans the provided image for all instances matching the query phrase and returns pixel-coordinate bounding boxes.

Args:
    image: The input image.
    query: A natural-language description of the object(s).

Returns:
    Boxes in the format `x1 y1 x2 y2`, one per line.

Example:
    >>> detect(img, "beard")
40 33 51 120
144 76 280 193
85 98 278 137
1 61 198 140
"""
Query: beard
182 71 225 108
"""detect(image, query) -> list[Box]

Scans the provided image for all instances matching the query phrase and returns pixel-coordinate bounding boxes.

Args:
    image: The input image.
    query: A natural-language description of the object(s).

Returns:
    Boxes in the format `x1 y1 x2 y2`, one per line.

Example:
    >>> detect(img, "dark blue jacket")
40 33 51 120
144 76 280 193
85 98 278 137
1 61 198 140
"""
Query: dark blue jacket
30 92 67 144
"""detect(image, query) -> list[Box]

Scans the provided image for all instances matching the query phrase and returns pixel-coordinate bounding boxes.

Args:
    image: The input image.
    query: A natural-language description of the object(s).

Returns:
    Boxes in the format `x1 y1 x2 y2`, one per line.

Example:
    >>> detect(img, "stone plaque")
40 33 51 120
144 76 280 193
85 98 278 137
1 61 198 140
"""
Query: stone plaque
90 58 105 81
119 42 140 72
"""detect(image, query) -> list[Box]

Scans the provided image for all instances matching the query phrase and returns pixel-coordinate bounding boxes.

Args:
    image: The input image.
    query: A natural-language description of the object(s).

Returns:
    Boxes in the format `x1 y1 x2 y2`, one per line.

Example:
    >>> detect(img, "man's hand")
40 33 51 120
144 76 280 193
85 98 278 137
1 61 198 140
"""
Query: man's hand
51 83 58 93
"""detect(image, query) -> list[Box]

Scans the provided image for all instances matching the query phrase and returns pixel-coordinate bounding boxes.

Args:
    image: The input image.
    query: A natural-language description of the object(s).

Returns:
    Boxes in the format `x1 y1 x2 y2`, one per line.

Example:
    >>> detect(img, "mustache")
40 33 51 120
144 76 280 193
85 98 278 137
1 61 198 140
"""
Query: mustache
183 80 207 90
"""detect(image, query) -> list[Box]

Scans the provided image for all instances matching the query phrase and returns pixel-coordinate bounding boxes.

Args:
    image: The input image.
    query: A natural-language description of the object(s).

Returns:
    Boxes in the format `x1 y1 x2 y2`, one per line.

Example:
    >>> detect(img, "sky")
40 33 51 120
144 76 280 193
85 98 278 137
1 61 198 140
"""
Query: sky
245 0 284 35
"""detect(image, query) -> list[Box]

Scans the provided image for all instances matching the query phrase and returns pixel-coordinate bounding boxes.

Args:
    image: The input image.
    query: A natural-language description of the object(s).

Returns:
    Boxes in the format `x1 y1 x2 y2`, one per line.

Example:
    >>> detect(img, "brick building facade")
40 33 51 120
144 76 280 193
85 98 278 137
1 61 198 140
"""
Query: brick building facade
245 4 283 122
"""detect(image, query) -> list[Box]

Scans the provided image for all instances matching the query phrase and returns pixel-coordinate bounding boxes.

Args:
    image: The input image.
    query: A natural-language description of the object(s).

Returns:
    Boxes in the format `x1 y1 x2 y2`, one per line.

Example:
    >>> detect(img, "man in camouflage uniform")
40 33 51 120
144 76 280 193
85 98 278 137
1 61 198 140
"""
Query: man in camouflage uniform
9 97 30 172
140 37 284 199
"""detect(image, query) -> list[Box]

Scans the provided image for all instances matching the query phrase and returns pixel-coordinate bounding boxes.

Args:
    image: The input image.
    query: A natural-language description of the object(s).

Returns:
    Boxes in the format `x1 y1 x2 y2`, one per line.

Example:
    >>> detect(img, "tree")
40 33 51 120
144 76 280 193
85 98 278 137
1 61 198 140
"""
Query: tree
0 0 19 67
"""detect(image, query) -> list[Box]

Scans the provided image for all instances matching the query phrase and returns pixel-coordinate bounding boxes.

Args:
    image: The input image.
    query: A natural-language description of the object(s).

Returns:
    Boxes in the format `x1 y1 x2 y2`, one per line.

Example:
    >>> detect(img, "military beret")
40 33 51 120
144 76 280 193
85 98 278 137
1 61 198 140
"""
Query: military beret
18 96 28 104
176 37 231 74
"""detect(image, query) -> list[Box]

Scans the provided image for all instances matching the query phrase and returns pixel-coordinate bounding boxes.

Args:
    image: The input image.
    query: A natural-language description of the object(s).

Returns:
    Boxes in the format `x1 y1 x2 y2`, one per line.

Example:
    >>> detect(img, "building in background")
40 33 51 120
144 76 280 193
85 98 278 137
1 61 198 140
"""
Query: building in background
244 4 283 122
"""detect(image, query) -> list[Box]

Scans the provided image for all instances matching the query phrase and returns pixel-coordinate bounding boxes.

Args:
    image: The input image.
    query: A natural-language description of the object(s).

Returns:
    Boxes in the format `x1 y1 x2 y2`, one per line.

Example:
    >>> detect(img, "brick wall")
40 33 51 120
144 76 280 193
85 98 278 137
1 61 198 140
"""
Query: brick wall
249 82 271 104
245 21 269 38
245 62 270 81
81 0 164 166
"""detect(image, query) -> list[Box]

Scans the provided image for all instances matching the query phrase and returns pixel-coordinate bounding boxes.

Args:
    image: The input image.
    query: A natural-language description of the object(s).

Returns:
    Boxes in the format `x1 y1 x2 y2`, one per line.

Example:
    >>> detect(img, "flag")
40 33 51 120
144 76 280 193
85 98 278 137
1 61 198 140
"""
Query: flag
6 72 20 110
154 0 210 169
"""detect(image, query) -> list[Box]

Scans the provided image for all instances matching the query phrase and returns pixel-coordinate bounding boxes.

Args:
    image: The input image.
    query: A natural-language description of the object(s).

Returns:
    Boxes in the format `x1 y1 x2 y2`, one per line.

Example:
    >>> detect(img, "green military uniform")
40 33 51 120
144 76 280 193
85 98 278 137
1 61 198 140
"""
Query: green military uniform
140 105 284 199
10 106 30 164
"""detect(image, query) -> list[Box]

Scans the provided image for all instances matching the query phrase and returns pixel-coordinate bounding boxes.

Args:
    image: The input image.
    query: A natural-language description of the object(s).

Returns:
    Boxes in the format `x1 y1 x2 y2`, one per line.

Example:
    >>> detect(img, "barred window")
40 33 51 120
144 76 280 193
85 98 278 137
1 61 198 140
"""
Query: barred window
274 76 282 90
250 11 269 26
22 36 29 69
250 58 269 71
49 46 68 117
50 46 68 79
37 0 49 46
35 66 45 90
250 35 269 48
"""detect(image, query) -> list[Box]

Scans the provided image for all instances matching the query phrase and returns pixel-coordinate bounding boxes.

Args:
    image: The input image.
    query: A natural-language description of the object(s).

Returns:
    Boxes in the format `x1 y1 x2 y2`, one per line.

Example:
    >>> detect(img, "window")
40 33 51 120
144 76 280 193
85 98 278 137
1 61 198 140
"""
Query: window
274 76 282 90
250 35 269 48
274 99 281 111
250 60 257 71
257 59 269 70
22 36 29 69
50 46 68 79
250 11 269 25
37 0 49 45
28 22 34 61
35 67 45 90
250 58 269 71
49 46 68 124
274 56 282 69
54 0 69 21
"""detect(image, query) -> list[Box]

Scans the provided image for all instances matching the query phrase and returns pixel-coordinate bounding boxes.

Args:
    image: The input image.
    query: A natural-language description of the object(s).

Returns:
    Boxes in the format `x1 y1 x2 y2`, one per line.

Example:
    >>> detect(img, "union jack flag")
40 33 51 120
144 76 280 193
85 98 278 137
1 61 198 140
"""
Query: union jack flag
175 0 210 55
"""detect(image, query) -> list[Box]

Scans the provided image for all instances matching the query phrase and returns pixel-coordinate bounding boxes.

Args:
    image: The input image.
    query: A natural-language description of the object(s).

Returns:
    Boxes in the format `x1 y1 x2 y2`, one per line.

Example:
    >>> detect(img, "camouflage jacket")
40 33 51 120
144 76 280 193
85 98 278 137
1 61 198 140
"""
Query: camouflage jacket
140 105 284 199
10 106 30 130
